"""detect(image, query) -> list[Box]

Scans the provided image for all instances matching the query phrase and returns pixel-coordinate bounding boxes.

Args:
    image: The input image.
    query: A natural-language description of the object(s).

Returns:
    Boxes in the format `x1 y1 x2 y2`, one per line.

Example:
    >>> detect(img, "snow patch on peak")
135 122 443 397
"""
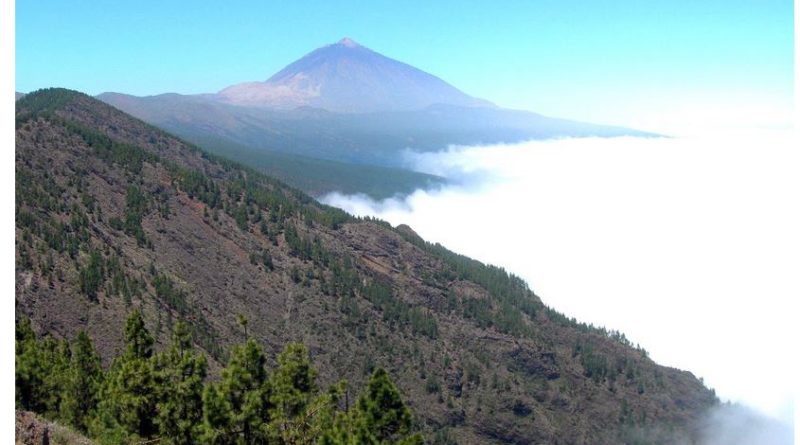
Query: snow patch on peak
338 37 360 48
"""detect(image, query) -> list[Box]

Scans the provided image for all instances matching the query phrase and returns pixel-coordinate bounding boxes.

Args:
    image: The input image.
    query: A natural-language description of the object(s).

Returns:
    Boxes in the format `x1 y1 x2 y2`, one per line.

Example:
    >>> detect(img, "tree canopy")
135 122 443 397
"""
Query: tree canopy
15 314 424 445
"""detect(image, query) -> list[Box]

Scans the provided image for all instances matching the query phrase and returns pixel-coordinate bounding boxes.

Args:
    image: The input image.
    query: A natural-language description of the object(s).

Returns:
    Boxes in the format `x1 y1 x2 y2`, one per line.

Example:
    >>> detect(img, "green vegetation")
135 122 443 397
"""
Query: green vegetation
153 274 189 314
15 88 714 444
78 250 105 301
361 281 438 339
15 318 70 418
149 271 224 361
392 222 652 353
390 231 537 337
16 88 353 235
155 321 208 445
174 133 445 200
122 186 149 246
280 218 440 339
64 120 157 175
60 331 103 432
15 87 84 125
16 313 424 445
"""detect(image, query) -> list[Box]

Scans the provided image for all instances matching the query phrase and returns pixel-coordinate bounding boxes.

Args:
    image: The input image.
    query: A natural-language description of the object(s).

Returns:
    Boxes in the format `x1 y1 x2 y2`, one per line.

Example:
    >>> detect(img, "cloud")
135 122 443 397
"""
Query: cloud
698 403 794 445
321 132 799 431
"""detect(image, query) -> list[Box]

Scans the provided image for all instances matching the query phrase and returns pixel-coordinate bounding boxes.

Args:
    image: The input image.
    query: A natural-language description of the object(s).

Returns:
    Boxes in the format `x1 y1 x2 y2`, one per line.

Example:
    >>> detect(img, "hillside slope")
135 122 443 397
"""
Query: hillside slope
95 92 446 199
98 92 652 169
16 411 96 445
16 88 715 444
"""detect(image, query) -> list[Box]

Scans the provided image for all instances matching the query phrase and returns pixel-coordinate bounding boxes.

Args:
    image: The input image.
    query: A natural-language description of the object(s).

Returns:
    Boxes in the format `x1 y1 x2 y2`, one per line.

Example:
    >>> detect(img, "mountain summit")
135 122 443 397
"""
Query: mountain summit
216 38 493 112
337 36 360 47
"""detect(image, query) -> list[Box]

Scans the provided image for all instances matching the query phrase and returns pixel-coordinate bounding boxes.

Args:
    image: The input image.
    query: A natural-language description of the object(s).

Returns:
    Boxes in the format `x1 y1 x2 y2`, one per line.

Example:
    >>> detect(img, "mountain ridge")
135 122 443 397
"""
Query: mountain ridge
98 92 653 168
16 88 716 444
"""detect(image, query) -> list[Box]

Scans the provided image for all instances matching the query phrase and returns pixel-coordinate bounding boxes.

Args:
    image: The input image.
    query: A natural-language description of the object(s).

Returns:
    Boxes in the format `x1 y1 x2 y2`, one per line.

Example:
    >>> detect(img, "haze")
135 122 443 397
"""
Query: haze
16 0 793 132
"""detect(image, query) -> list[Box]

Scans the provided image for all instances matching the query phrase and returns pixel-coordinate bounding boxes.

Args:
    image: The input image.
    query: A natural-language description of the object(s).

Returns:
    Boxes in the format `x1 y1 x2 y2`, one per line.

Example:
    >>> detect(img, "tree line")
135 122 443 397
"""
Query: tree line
16 312 424 445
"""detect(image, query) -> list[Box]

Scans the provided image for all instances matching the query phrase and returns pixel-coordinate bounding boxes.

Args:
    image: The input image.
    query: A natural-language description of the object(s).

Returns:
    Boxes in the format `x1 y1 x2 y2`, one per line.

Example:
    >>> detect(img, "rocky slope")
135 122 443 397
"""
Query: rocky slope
16 88 716 444
16 411 95 445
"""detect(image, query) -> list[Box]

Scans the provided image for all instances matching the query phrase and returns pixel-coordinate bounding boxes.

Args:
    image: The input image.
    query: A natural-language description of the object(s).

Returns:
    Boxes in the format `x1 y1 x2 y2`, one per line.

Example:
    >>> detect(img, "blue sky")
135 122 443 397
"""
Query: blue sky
16 0 793 129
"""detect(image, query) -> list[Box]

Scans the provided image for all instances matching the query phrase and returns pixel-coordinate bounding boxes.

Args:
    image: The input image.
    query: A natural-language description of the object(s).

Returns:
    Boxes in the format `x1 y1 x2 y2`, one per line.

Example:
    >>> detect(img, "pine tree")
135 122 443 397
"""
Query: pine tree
320 369 423 445
353 368 423 445
201 338 271 444
16 317 42 411
274 385 344 445
60 331 103 432
15 318 71 417
43 337 73 418
268 343 335 444
16 315 425 445
124 308 154 359
270 343 318 419
200 383 232 445
91 310 158 443
155 321 208 445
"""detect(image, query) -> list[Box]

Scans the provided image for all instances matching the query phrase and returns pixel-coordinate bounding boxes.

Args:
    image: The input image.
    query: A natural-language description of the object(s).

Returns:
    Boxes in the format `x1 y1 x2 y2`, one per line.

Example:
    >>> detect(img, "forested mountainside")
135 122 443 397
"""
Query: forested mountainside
93 92 449 199
16 88 716 444
98 92 652 171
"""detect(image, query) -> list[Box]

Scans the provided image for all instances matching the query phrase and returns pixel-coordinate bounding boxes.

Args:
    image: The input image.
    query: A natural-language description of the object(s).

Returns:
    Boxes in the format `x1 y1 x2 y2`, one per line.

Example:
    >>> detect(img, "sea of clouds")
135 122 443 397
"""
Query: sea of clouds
322 131 798 441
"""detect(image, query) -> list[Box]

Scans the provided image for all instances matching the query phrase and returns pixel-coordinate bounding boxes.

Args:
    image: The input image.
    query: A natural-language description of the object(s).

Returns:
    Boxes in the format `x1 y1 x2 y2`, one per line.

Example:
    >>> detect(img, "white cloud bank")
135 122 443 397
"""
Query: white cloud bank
322 131 798 432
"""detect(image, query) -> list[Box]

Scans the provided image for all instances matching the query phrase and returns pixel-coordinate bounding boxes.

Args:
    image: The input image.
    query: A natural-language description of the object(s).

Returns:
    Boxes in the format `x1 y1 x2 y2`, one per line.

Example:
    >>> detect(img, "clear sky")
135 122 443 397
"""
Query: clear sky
16 0 794 131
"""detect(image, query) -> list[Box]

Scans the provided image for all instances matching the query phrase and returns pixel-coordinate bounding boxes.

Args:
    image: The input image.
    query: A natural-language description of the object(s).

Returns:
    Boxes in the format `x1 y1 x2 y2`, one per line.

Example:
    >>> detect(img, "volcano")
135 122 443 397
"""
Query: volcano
216 37 493 112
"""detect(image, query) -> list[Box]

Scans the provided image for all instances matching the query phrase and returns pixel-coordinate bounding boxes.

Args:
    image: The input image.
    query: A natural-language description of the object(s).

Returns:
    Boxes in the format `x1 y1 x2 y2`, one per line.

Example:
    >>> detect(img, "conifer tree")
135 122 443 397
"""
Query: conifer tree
155 321 208 445
200 383 231 445
15 316 424 445
124 308 154 359
44 337 73 418
60 331 103 432
320 369 423 445
15 318 71 417
268 343 339 444
91 310 158 443
353 368 423 445
15 317 43 411
202 338 271 444
270 343 318 419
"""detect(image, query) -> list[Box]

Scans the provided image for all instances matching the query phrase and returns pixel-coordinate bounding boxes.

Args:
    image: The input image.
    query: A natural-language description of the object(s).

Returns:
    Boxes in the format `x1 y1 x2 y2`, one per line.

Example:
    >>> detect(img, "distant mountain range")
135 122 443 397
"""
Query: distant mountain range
21 38 653 197
97 91 650 168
